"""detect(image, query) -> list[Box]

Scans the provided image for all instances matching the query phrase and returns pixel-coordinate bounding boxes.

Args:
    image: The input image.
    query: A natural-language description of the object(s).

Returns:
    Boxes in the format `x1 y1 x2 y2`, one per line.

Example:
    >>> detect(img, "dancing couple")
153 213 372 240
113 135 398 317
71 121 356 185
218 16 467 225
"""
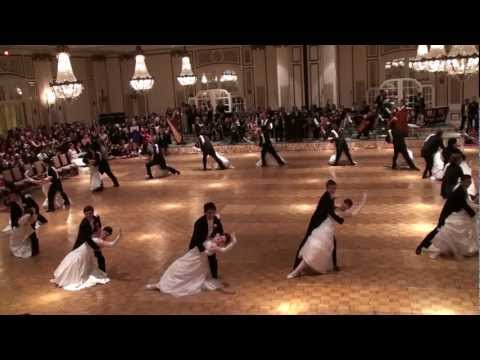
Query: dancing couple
145 137 180 179
196 133 232 170
288 180 367 279
51 205 121 291
6 191 41 258
257 115 286 167
415 175 477 259
147 202 237 297
84 140 120 191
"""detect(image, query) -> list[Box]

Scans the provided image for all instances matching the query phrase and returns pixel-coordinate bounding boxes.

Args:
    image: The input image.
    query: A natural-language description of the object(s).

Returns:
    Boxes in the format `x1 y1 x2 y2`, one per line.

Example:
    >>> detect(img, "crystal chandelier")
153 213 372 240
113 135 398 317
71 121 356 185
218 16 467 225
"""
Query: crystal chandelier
130 46 155 92
425 45 447 72
177 48 197 86
411 45 429 72
445 45 479 76
49 46 84 100
220 69 238 82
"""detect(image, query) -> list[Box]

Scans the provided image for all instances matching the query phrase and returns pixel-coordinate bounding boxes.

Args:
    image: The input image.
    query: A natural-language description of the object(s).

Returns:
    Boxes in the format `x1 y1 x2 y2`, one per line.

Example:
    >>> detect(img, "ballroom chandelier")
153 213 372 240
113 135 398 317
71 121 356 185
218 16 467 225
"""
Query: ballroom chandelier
201 73 208 84
130 46 155 92
445 45 479 76
425 45 447 72
177 48 197 86
49 46 84 101
220 69 238 82
409 45 479 76
411 45 429 72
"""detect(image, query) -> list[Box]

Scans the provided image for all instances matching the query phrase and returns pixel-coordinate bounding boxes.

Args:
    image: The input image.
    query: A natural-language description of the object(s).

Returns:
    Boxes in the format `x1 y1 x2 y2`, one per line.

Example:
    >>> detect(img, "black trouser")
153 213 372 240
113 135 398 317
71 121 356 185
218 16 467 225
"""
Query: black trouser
261 145 284 166
101 162 119 186
47 181 70 212
334 143 354 165
417 227 439 250
460 115 470 131
208 254 218 279
30 232 39 256
392 147 416 169
203 152 226 170
37 213 48 224
422 155 434 178
94 250 106 272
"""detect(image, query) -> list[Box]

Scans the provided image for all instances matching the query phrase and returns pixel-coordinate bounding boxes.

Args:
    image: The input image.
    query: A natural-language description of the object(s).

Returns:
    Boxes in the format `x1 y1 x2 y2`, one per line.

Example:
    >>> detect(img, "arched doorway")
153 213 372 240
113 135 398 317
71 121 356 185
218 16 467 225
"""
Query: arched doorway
379 77 434 108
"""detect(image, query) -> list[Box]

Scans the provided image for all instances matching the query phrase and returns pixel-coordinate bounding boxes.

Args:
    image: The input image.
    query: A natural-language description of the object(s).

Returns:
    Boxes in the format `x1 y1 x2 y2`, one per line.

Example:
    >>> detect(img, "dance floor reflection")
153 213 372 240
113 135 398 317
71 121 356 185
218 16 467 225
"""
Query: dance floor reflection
0 148 478 315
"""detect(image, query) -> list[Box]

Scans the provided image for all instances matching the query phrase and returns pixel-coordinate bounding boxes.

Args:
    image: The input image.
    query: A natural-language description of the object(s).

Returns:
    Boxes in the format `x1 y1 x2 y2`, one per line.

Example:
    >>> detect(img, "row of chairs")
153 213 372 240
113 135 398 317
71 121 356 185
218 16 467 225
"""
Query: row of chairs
0 153 79 191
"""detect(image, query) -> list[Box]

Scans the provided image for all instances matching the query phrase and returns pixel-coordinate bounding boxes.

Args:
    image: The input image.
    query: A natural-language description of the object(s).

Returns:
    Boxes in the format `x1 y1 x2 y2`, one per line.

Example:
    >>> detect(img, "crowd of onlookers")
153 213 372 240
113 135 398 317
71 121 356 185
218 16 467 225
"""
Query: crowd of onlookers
1 94 478 173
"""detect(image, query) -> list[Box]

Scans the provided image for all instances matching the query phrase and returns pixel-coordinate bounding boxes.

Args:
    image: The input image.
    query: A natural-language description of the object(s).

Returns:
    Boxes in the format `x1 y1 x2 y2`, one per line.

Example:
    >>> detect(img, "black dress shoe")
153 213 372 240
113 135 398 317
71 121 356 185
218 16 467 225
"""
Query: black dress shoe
415 246 422 255
333 266 340 272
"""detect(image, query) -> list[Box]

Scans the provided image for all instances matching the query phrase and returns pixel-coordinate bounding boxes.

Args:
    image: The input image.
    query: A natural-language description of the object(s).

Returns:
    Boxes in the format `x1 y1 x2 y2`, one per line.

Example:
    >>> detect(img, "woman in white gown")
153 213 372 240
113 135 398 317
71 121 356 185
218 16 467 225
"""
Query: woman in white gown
88 160 103 192
51 227 121 291
287 193 367 279
428 198 478 260
146 233 237 297
9 208 37 259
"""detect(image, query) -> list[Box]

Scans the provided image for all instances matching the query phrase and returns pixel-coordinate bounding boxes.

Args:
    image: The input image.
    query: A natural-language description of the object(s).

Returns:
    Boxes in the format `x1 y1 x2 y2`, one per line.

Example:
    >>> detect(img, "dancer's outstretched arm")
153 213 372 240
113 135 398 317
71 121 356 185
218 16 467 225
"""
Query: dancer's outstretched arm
347 192 368 217
213 233 238 254
24 170 44 185
94 230 121 248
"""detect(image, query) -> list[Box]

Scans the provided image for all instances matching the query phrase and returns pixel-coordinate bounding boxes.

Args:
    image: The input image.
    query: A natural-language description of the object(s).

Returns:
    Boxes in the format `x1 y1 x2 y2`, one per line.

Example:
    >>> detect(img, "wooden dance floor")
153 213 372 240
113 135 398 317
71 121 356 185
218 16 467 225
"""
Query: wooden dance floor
0 148 478 315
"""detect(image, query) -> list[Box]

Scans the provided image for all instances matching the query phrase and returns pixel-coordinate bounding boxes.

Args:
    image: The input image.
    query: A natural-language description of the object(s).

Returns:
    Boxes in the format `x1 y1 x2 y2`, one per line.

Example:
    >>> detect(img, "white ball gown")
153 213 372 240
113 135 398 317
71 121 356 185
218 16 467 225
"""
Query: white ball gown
299 214 338 273
89 164 103 191
211 152 233 169
298 194 367 274
51 237 112 291
149 235 237 297
68 149 87 167
9 213 37 258
431 150 445 180
430 206 478 259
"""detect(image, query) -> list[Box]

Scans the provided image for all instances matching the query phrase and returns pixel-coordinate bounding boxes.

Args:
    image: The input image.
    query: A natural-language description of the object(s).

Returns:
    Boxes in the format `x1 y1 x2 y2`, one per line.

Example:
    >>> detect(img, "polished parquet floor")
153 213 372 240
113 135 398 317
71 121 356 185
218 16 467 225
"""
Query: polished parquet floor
0 147 478 315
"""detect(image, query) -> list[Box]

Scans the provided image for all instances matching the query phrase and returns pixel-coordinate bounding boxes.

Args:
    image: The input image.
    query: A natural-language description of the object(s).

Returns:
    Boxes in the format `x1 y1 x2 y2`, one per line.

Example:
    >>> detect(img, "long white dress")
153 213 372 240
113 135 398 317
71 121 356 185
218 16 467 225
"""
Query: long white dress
430 206 478 259
89 164 103 191
431 149 445 180
9 213 36 259
256 152 287 167
150 237 237 297
211 152 233 169
298 196 366 274
51 238 111 291
68 149 86 167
